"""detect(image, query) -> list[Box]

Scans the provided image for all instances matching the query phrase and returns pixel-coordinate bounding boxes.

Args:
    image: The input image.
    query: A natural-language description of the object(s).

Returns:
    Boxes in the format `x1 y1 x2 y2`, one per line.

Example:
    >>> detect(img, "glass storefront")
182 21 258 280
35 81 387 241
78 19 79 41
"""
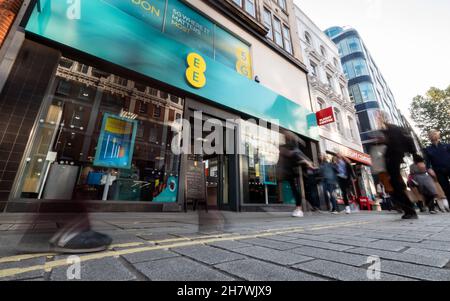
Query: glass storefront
16 57 184 203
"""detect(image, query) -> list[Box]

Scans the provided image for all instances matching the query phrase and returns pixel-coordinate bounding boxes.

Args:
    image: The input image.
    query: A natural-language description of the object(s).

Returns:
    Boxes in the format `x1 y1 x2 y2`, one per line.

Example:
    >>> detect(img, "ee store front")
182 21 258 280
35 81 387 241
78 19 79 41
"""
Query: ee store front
1 0 319 212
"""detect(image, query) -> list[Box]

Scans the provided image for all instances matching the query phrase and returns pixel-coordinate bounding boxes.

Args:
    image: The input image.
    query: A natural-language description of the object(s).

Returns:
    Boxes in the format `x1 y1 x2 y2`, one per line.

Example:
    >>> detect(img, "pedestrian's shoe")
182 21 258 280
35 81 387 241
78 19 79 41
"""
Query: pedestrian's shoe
345 206 351 214
330 210 339 215
402 213 419 220
292 209 304 218
429 210 438 215
50 230 113 254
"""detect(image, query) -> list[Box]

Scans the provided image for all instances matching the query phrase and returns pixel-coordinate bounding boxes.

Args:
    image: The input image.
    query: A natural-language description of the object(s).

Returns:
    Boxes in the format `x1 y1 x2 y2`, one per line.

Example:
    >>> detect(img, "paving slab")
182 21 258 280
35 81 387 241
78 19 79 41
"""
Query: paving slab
233 246 314 266
379 260 450 281
345 247 449 268
206 240 253 250
134 257 235 281
215 259 325 281
172 245 246 265
288 238 354 251
291 246 369 267
121 250 179 264
50 257 136 281
293 260 413 281
239 238 299 251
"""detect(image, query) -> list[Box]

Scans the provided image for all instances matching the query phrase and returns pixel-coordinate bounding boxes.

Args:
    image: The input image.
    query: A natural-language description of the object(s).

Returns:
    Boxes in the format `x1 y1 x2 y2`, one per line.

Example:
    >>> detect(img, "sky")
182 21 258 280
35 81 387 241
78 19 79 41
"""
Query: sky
293 0 450 125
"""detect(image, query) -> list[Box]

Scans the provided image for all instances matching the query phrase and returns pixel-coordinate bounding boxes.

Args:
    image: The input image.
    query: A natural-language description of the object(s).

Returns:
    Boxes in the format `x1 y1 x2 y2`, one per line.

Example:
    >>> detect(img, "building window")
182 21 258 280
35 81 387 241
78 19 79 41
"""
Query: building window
305 31 312 45
310 62 318 77
114 76 128 86
135 82 147 93
333 58 339 68
233 0 256 17
149 88 158 97
326 74 334 90
340 84 346 99
273 17 283 48
334 108 342 133
348 116 356 139
349 82 376 104
159 91 168 99
170 95 179 104
138 101 148 114
76 63 89 74
153 105 162 118
277 0 287 11
320 46 327 58
343 58 369 80
263 8 273 40
282 26 292 54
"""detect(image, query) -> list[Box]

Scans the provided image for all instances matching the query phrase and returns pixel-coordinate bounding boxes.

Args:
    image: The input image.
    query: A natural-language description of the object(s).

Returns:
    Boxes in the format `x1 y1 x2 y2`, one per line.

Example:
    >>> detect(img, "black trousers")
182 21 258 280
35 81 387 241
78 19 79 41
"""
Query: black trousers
386 159 416 215
338 177 350 206
288 178 303 207
436 169 450 201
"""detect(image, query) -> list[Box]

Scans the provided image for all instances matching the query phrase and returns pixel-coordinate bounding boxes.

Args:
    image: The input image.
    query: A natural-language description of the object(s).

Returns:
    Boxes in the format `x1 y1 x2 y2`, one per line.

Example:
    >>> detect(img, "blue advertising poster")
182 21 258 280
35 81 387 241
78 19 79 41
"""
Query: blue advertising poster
94 114 138 169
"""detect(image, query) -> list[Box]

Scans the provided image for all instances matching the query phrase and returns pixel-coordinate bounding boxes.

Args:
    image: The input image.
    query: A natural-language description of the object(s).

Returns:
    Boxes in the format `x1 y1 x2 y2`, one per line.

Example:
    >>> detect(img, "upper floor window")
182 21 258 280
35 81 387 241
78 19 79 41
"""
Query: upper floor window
333 58 339 68
276 0 287 11
343 58 369 80
338 36 362 56
282 26 292 54
310 61 318 77
334 108 343 133
326 73 334 90
263 8 273 40
233 0 256 17
304 31 312 45
320 46 327 58
273 17 283 48
348 116 356 140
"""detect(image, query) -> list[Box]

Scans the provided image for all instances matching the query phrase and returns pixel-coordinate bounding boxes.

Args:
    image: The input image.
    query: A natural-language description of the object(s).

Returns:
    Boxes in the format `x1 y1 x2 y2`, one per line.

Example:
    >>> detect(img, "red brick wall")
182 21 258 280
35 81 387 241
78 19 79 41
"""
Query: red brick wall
0 0 23 47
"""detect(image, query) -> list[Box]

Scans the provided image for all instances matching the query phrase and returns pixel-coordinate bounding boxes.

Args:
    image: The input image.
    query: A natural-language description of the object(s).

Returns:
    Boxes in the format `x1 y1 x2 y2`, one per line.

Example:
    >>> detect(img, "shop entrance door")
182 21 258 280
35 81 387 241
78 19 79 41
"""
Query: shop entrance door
182 99 240 212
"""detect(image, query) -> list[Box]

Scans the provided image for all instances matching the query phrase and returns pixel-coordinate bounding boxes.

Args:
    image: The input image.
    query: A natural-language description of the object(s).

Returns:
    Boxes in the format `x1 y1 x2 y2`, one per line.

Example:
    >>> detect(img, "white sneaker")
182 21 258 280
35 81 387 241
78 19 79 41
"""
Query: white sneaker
292 209 304 218
345 206 351 214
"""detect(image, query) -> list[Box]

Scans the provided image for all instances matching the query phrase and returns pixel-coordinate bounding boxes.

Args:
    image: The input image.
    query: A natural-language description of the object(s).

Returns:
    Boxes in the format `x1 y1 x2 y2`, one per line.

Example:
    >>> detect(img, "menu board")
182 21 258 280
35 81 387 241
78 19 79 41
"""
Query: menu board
185 155 206 202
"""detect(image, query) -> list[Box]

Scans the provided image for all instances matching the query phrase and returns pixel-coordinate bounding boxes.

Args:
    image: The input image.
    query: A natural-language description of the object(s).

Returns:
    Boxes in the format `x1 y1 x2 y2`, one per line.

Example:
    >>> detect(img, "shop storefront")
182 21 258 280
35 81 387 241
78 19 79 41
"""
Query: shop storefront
0 0 319 212
321 138 376 208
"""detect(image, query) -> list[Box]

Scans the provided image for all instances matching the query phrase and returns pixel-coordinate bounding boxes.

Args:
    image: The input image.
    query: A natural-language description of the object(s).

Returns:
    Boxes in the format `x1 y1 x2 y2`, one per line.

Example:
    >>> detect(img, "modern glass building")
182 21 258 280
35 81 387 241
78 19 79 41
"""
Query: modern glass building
325 26 405 152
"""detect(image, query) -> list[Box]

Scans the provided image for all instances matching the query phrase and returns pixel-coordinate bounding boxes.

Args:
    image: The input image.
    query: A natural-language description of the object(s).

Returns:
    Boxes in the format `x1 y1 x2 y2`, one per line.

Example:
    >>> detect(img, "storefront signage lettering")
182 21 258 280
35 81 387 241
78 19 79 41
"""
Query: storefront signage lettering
316 107 335 126
131 0 161 17
26 0 319 140
186 53 207 89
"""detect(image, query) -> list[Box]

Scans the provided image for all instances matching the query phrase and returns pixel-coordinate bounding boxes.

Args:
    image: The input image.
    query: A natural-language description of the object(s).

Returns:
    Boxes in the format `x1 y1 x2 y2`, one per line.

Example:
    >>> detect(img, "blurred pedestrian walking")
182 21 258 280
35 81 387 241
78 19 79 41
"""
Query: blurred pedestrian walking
335 153 356 214
319 154 339 214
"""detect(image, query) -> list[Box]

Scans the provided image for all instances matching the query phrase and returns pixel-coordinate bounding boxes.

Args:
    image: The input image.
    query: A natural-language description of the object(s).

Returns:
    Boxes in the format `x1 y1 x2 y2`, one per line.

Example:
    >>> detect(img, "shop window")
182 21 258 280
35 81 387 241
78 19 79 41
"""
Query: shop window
15 57 184 203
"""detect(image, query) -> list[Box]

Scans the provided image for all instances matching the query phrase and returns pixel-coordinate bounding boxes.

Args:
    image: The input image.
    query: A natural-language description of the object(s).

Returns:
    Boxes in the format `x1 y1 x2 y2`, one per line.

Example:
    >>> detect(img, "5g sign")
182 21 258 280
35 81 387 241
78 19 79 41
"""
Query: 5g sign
67 0 81 20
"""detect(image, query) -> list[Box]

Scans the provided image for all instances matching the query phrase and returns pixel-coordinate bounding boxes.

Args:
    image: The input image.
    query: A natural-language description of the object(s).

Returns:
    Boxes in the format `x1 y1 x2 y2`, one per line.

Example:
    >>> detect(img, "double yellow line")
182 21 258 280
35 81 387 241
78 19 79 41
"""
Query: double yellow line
0 220 371 279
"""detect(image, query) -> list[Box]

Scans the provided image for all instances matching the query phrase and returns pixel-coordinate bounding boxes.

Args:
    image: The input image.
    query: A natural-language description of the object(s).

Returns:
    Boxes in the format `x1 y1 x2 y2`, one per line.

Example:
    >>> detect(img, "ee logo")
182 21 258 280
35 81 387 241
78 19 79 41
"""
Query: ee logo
186 53 206 89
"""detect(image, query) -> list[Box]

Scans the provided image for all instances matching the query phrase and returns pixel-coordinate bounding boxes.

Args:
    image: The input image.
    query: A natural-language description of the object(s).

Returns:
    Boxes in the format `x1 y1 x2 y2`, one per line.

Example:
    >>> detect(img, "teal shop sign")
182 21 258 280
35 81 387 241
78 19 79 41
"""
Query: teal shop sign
25 0 319 140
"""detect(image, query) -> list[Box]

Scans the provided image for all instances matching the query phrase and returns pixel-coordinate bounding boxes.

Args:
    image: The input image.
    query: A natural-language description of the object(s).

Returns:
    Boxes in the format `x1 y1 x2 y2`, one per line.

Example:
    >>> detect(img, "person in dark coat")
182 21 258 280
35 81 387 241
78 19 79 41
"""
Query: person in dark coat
278 131 312 218
382 123 418 219
335 153 356 214
424 130 450 202
319 154 339 213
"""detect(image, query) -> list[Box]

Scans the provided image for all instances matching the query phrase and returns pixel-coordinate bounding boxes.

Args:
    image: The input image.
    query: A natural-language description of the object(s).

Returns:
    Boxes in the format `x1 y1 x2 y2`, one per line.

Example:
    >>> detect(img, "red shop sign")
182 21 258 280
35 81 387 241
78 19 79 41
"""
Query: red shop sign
316 107 335 126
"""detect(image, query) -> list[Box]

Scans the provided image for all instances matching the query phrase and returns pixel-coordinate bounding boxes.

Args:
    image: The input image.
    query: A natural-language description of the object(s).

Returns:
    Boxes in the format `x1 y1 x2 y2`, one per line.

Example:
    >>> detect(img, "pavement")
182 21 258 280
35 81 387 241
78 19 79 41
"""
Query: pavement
1 210 450 281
